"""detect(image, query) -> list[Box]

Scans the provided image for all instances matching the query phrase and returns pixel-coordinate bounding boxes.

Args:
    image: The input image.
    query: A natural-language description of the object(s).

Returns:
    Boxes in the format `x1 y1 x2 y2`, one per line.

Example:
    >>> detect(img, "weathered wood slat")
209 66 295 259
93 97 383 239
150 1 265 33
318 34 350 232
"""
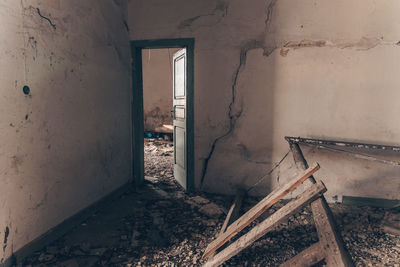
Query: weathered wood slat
280 242 325 267
203 162 320 259
219 190 245 235
208 190 245 258
312 198 354 266
203 180 327 267
289 142 354 267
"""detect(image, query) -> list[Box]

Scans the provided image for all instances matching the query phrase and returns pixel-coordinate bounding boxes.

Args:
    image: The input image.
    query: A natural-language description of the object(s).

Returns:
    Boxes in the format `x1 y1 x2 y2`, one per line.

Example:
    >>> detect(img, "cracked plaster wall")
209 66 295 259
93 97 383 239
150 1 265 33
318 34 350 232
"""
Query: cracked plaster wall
128 0 400 201
0 0 131 263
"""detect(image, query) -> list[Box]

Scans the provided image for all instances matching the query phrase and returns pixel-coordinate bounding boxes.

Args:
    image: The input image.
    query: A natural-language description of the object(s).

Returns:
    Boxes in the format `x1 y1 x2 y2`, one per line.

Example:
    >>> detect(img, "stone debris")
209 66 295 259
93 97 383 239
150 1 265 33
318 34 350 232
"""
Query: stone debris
22 138 400 266
381 211 400 236
198 202 224 218
190 196 211 205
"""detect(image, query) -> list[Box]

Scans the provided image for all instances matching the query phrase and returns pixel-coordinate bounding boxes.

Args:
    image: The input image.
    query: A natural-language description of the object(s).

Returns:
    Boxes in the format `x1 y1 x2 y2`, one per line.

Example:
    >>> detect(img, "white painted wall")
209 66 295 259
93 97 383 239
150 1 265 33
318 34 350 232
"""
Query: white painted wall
0 0 131 262
128 0 400 200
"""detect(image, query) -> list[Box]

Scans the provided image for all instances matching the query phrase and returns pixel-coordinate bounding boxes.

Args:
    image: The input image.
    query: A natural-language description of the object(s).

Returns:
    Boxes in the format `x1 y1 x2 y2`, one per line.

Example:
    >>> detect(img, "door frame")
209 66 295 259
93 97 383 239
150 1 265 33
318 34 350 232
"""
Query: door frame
130 38 195 191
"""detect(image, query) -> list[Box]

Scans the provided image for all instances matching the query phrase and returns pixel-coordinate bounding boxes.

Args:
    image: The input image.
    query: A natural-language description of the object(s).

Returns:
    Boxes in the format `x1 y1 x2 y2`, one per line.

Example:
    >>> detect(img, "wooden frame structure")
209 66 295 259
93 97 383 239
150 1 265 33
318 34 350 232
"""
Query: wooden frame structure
202 141 354 266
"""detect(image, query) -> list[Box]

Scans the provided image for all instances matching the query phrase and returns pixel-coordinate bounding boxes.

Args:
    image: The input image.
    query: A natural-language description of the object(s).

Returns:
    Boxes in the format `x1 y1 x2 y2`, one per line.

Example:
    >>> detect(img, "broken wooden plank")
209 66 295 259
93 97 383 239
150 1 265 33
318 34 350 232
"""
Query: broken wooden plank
280 242 325 267
219 190 245 235
203 180 327 267
203 162 320 259
289 142 316 184
312 198 354 266
208 190 246 258
288 141 354 267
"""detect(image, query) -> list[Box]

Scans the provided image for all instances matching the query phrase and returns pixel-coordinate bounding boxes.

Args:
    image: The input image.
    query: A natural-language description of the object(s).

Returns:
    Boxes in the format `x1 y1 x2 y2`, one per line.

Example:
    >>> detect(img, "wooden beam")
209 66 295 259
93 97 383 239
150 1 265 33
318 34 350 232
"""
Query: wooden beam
280 242 325 267
208 190 245 259
219 190 245 235
203 180 327 267
288 141 354 267
289 142 315 183
203 162 320 259
312 198 354 266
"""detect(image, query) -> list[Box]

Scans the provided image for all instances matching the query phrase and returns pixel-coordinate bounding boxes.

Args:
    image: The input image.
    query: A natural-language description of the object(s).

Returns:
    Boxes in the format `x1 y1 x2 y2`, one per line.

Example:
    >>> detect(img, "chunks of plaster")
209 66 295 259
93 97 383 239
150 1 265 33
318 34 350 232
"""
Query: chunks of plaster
199 203 224 218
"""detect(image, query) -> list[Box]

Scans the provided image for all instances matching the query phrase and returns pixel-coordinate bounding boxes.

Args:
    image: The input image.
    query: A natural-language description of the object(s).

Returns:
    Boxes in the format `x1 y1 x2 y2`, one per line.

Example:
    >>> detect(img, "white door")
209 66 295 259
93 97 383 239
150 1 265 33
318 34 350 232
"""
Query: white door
173 48 187 189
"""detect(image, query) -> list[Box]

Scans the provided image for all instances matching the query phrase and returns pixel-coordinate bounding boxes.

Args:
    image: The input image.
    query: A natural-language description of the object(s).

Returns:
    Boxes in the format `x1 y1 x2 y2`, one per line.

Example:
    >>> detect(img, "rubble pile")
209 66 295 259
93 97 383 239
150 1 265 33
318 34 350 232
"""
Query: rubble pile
144 138 175 186
23 139 400 266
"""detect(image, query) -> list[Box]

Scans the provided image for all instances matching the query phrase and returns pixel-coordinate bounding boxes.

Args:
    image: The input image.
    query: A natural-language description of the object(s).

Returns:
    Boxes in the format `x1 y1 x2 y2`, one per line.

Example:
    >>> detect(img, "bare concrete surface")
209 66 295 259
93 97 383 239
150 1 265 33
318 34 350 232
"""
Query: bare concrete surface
21 140 400 266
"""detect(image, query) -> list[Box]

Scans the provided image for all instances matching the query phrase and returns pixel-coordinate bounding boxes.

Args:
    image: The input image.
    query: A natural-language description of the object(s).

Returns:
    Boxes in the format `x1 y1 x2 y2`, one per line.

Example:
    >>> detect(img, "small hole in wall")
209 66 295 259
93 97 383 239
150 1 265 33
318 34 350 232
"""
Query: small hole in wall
23 85 30 95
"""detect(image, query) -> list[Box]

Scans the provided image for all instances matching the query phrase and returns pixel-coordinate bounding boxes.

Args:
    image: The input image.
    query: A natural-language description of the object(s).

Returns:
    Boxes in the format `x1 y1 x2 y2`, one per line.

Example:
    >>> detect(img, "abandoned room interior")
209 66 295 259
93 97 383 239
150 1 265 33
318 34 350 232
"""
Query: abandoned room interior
1 0 399 266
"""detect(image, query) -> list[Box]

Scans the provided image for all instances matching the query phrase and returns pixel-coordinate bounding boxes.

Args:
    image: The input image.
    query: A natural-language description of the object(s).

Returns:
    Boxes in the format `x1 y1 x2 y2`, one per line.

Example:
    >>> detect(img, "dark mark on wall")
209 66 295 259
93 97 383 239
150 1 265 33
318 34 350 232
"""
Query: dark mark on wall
284 39 327 49
31 192 48 210
123 20 130 32
178 0 228 30
97 142 113 178
280 48 289 57
3 226 9 252
25 114 29 120
28 36 38 60
11 155 24 174
36 8 56 30
22 85 30 95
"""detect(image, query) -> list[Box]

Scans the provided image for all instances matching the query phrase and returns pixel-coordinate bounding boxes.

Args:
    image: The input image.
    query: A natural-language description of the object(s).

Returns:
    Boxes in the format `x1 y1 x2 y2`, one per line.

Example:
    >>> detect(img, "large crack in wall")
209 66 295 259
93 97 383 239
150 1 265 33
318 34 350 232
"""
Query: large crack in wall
178 0 229 31
200 0 278 187
199 0 400 188
200 41 264 187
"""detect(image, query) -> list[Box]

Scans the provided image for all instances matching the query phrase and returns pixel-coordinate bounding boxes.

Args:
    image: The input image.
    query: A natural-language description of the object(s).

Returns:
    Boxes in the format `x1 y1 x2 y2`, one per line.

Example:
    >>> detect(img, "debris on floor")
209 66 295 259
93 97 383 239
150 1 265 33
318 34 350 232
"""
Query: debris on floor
143 138 174 185
22 138 400 266
381 211 400 236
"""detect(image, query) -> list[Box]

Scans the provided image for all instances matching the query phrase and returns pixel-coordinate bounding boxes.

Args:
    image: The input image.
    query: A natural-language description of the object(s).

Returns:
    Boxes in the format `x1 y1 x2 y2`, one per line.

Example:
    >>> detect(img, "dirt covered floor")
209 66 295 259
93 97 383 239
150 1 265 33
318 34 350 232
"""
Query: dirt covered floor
22 138 400 266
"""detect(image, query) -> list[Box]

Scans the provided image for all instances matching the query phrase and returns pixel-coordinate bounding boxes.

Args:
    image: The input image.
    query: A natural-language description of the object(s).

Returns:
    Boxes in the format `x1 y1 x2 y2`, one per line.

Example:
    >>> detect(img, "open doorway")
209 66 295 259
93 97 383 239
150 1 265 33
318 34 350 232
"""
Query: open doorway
142 48 178 186
131 39 194 191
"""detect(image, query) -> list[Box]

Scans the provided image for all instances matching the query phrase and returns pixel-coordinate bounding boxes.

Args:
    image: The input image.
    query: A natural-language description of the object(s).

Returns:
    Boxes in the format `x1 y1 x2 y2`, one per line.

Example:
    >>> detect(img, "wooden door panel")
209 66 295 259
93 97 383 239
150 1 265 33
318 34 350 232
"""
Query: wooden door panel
173 48 187 189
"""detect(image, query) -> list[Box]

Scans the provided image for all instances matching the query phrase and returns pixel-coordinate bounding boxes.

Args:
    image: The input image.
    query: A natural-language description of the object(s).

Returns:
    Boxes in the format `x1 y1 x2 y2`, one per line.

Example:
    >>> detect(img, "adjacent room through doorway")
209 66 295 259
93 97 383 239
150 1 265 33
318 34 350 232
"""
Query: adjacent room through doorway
142 48 178 186
131 39 195 191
